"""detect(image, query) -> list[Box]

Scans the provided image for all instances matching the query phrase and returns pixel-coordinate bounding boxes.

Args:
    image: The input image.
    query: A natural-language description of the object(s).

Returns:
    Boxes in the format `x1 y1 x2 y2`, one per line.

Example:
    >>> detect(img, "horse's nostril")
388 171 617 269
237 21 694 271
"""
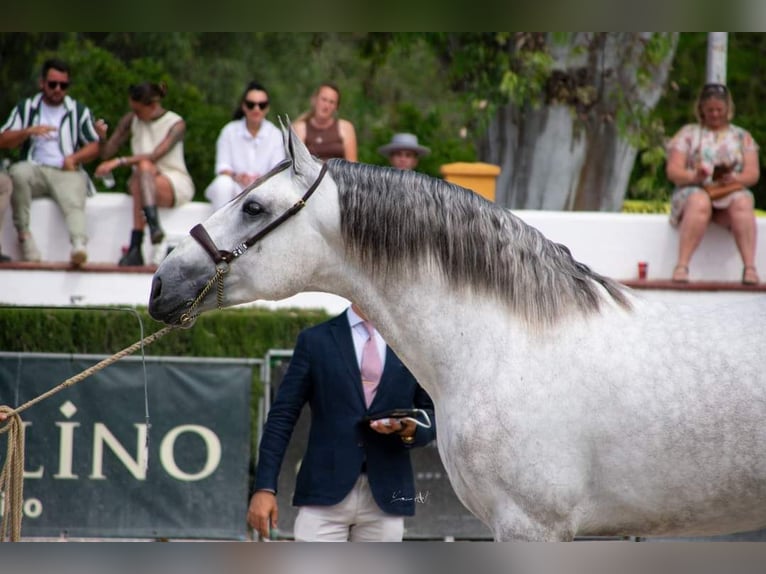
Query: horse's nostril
151 276 162 301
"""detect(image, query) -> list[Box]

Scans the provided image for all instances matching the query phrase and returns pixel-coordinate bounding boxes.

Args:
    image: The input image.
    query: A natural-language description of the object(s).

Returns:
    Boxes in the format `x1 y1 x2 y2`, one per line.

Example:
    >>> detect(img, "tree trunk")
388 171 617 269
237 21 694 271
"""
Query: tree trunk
482 33 678 211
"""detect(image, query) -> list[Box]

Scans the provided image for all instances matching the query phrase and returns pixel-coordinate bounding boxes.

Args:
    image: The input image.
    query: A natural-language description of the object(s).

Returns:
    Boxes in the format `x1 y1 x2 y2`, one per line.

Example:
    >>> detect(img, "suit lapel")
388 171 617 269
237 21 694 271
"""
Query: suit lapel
329 314 366 407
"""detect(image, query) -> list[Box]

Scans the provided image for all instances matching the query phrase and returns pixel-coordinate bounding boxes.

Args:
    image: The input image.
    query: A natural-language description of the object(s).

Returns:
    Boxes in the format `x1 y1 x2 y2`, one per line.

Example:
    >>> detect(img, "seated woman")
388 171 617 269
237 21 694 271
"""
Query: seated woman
291 82 357 161
95 82 194 266
204 81 285 211
666 82 760 284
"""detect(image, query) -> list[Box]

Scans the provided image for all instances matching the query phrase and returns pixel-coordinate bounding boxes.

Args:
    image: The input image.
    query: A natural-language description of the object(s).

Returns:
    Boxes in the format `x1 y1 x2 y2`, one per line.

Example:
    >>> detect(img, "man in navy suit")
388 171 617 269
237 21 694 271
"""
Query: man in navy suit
248 304 436 541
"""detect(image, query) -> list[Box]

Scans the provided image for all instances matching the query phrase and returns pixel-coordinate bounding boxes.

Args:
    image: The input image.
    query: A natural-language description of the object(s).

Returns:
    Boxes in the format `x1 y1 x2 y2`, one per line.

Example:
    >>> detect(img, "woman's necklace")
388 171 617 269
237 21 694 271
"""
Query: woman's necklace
309 117 333 145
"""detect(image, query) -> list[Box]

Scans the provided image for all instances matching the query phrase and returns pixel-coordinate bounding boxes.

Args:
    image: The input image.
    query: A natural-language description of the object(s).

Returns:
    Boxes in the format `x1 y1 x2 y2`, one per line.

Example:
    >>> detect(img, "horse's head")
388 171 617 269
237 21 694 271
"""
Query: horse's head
148 123 341 325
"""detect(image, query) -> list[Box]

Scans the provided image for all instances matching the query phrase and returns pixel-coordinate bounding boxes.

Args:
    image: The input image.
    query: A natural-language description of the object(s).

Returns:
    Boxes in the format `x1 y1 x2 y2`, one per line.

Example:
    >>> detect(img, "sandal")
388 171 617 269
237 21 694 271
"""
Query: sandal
672 265 689 283
742 266 759 285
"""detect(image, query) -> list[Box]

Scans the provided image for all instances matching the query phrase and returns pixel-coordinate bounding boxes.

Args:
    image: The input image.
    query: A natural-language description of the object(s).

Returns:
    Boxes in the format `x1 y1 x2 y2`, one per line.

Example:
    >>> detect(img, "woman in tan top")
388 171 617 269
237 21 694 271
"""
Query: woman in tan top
292 83 357 162
95 82 194 266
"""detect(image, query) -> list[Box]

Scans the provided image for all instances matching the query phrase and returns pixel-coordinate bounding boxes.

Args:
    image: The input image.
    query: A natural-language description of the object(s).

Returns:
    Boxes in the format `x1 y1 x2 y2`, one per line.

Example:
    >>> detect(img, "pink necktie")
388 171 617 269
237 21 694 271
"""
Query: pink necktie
360 321 382 407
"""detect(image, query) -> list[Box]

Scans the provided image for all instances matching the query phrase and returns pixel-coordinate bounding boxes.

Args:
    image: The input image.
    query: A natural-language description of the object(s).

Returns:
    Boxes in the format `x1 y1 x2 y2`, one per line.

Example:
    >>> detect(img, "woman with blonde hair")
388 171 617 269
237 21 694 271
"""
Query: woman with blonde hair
665 83 759 284
292 82 357 161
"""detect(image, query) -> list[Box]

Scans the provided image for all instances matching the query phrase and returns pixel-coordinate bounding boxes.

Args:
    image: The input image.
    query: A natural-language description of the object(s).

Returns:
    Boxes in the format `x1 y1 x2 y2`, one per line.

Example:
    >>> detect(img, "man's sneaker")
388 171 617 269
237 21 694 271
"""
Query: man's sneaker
70 240 87 268
19 235 41 262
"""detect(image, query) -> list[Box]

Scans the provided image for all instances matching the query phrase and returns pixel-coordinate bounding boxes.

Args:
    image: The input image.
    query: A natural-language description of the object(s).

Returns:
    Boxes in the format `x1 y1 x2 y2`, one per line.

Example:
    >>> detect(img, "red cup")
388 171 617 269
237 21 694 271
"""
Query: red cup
638 261 648 280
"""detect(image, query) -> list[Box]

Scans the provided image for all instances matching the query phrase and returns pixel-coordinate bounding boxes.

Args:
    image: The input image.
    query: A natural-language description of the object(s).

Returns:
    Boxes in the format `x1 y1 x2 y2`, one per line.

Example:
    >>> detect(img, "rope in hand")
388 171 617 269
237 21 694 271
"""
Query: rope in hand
0 406 24 543
0 263 227 541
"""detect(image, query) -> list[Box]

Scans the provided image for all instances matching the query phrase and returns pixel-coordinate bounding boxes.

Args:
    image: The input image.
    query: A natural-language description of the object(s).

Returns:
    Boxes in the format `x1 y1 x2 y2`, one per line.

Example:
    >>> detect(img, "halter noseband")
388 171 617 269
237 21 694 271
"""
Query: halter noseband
184 162 328 314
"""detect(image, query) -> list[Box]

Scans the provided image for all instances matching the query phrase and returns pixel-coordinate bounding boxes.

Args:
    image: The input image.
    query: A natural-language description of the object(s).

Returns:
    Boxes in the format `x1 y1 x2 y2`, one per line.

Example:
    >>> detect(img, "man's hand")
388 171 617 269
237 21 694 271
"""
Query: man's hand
62 155 79 171
248 490 278 540
369 417 416 438
27 125 57 139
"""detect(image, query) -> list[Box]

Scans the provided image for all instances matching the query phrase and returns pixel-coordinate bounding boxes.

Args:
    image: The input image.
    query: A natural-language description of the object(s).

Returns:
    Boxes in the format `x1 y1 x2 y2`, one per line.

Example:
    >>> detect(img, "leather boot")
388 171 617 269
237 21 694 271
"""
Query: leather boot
119 245 144 266
143 206 165 244
119 230 145 266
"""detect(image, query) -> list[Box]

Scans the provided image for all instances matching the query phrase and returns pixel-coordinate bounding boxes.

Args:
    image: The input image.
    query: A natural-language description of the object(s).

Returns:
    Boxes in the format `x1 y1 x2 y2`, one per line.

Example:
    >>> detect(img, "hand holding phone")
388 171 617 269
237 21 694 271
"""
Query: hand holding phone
362 408 423 423
712 163 733 181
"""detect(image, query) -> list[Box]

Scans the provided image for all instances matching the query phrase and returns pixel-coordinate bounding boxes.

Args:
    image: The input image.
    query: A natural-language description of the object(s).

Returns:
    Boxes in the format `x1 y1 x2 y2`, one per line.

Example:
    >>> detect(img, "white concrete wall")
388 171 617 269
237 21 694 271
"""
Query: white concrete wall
1 195 765 310
0 193 213 264
4 196 765 281
519 210 765 283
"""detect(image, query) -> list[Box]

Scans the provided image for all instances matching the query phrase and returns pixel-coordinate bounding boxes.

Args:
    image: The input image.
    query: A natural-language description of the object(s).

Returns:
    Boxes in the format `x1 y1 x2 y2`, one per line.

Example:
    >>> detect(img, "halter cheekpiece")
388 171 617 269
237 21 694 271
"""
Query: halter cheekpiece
184 161 328 313
190 162 328 267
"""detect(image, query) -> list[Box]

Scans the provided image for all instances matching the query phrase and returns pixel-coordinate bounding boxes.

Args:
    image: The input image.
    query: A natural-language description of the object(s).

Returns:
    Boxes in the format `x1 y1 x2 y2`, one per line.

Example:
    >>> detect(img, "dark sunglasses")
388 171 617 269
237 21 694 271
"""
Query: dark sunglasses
46 81 70 90
244 99 269 111
702 83 728 96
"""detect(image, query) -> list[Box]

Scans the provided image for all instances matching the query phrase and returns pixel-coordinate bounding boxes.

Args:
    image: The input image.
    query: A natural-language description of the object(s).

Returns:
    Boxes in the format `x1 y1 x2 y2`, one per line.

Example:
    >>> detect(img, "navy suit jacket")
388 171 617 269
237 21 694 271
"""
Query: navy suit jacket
253 311 436 516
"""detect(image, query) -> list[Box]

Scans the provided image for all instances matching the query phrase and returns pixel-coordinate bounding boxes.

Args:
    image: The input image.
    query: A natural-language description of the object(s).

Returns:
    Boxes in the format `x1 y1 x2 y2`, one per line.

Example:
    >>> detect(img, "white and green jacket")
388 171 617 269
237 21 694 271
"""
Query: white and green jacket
1 93 100 195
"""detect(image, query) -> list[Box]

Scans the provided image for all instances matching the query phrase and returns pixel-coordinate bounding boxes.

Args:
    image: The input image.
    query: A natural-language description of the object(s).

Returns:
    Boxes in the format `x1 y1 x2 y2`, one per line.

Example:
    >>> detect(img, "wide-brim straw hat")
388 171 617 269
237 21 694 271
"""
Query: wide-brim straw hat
377 133 430 157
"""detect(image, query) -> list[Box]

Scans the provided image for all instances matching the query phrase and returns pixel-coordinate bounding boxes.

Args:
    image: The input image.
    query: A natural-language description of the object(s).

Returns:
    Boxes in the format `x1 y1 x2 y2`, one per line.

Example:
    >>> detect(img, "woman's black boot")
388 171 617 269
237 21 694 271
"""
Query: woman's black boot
143 206 165 244
119 230 145 266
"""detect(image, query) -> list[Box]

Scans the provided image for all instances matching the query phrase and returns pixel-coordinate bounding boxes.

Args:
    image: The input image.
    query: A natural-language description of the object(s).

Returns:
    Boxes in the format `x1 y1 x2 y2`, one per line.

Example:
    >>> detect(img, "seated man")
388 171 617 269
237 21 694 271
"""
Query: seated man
0 58 102 266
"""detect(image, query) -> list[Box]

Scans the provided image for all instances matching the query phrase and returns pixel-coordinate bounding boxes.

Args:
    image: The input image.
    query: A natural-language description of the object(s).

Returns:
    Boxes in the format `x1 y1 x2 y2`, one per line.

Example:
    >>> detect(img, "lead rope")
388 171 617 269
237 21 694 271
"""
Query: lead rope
0 266 227 541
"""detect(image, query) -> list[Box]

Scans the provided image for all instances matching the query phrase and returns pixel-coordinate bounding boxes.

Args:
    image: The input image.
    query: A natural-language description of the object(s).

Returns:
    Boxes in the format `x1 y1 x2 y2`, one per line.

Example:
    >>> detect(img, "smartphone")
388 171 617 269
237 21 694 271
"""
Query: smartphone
362 408 422 422
712 164 732 181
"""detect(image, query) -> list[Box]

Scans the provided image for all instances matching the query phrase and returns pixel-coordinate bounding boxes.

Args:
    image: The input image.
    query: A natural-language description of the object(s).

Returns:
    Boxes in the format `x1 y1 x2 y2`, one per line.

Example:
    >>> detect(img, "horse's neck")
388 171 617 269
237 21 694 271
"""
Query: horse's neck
338 275 517 402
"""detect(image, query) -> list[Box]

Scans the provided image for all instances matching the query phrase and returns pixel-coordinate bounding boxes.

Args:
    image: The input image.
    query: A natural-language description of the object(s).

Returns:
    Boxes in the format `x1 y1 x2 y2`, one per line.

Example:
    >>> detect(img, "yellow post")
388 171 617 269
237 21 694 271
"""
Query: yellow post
439 162 501 202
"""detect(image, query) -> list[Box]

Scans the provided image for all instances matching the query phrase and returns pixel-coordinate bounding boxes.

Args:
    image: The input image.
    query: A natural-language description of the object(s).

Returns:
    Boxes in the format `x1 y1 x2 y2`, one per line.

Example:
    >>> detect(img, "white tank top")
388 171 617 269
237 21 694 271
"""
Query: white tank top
130 110 194 204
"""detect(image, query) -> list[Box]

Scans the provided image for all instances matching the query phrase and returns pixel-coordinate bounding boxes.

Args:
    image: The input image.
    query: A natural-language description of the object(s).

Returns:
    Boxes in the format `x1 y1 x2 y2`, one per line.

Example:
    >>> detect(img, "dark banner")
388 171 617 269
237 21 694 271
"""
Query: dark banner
0 354 253 539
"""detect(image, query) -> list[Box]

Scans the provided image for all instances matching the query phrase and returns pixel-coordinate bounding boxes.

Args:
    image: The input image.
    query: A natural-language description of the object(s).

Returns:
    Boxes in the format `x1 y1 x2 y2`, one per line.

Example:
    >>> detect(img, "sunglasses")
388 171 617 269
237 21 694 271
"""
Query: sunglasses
244 100 269 111
702 83 728 95
46 81 70 90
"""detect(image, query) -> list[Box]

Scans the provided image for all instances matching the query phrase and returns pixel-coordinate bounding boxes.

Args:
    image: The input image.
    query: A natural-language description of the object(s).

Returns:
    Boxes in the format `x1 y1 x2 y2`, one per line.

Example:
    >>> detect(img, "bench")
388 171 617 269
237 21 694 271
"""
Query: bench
0 193 213 265
2 198 766 281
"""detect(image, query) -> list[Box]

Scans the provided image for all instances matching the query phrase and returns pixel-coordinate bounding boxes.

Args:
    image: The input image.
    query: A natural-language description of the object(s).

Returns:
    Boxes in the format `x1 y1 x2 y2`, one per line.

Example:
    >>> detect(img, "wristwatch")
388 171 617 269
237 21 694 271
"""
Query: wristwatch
400 433 415 445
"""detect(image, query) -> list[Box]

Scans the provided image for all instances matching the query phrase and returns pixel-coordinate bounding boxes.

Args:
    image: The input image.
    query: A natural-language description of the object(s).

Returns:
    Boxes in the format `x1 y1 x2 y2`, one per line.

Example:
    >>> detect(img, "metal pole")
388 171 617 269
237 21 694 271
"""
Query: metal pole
706 32 728 84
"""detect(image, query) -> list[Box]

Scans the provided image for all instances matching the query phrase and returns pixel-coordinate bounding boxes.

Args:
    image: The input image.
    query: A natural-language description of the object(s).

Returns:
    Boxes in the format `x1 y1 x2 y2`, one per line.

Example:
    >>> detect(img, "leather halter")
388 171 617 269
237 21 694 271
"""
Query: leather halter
190 162 328 267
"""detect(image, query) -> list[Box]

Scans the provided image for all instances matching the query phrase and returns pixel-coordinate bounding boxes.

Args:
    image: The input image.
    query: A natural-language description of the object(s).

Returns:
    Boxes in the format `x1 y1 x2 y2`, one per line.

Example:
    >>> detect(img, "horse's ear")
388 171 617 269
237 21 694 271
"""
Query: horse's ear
278 115 317 177
278 115 292 159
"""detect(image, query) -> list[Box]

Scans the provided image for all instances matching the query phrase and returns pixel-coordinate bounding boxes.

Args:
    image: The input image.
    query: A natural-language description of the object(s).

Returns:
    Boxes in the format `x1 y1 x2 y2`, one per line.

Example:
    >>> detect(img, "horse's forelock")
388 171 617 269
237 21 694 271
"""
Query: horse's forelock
328 160 631 329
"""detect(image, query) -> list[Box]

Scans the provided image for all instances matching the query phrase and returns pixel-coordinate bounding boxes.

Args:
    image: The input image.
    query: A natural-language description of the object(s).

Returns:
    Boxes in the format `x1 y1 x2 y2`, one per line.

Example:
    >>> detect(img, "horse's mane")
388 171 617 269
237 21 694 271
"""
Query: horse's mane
327 159 631 329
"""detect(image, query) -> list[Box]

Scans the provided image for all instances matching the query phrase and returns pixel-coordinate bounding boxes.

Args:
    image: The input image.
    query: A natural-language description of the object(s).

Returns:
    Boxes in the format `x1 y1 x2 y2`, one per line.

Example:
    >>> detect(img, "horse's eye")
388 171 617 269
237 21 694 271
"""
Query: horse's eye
242 200 264 216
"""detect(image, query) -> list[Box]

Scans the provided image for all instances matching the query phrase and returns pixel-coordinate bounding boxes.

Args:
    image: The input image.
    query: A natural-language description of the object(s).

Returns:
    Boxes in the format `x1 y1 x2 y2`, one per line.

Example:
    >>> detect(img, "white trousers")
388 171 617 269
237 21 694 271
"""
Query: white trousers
204 174 243 212
293 474 405 542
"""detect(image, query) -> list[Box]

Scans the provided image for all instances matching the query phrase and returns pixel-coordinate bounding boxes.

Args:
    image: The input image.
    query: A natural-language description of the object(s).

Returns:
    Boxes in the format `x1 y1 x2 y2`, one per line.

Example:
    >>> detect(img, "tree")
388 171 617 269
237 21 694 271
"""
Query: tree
0 32 685 210
467 33 678 211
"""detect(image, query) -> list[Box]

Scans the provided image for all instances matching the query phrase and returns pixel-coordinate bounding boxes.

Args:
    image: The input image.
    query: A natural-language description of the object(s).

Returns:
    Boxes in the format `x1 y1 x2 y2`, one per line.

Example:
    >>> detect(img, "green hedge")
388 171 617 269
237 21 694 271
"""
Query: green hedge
0 306 331 451
0 306 329 357
622 199 766 217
